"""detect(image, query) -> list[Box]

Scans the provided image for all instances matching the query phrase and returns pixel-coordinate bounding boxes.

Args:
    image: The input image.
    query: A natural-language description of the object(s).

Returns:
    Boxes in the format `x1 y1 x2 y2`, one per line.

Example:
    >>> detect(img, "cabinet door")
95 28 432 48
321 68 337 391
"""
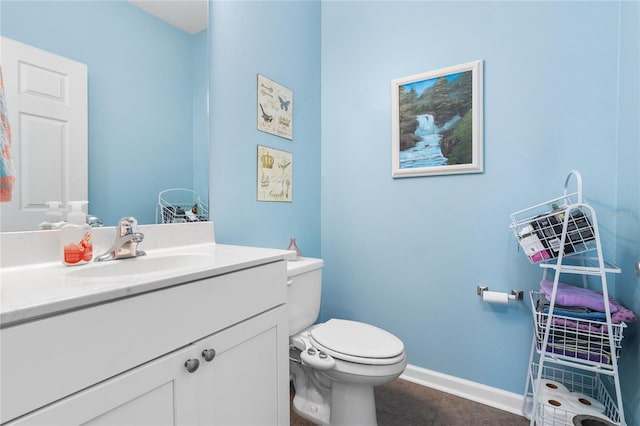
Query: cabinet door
194 306 290 426
7 345 198 426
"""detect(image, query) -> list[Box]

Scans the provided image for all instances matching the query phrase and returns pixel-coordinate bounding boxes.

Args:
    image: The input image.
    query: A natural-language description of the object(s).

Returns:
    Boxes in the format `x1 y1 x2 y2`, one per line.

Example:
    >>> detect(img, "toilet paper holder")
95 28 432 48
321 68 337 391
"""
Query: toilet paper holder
477 286 523 301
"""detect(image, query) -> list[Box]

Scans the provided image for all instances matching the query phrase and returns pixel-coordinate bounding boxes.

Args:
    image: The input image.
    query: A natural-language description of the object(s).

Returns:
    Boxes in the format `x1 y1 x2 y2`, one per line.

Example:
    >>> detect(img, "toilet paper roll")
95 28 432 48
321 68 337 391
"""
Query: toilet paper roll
540 394 572 424
539 379 569 396
482 290 509 304
566 392 605 414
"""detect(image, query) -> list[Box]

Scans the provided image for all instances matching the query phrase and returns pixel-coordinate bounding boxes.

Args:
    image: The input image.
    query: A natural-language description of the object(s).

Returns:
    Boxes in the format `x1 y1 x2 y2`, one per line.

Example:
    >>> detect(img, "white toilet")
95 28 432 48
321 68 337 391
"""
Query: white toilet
287 257 407 426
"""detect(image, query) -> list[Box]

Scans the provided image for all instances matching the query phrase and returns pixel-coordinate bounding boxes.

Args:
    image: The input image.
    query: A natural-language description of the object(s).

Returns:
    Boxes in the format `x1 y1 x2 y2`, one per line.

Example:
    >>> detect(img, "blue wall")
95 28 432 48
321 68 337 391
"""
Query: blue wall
319 0 638 421
1 1 205 226
615 1 640 422
4 0 637 421
193 30 210 207
209 1 322 257
208 0 638 421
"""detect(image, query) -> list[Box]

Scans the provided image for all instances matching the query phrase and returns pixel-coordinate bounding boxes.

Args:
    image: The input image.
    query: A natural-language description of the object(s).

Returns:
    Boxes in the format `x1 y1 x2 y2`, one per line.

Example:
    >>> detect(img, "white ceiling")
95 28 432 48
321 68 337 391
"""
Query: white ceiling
128 0 208 35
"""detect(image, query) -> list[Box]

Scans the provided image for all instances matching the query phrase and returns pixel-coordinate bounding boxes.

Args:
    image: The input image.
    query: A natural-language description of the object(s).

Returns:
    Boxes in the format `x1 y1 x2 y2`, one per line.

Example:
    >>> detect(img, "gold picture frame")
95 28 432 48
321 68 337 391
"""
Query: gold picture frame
257 145 292 202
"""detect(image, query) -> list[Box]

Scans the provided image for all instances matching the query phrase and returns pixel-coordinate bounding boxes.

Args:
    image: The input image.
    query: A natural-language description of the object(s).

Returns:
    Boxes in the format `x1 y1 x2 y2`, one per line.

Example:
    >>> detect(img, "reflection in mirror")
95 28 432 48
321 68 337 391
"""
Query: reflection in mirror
0 0 209 230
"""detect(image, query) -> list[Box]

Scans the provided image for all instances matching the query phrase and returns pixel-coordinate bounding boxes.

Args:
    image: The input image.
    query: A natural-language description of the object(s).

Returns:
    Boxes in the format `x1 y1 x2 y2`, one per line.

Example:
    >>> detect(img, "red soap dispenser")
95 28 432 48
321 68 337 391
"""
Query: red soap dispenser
61 201 93 265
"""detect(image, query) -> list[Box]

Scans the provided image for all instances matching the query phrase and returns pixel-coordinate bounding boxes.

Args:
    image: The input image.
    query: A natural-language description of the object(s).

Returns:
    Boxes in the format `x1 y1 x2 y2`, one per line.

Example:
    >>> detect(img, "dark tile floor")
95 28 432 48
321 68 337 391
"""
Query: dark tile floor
291 378 529 426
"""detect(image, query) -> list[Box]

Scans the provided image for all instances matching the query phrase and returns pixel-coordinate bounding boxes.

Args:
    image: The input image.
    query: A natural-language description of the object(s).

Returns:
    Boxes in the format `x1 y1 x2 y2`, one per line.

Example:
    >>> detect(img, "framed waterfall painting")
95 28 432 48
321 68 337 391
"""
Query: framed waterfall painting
391 60 483 178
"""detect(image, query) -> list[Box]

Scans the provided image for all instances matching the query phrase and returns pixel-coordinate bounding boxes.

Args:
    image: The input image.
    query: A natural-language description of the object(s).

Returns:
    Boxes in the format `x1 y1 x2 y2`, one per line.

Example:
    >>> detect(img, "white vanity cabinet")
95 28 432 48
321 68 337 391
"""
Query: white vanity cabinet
5 344 200 425
194 306 287 425
1 260 290 426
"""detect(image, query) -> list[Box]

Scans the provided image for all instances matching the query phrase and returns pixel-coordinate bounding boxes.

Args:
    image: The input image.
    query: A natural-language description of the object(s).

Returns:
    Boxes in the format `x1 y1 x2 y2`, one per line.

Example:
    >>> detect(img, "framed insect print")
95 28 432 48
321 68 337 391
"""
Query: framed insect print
257 74 293 140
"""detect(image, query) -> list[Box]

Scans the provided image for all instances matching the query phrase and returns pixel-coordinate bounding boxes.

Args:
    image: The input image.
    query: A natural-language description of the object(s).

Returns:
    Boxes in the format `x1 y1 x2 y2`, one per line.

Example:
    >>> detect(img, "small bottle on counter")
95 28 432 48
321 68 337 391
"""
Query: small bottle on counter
61 201 93 266
39 201 66 230
287 238 302 261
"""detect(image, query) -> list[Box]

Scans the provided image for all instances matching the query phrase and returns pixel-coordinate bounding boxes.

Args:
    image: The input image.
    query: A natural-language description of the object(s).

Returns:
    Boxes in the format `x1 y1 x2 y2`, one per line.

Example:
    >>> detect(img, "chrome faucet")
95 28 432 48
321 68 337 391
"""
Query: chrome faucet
94 217 146 261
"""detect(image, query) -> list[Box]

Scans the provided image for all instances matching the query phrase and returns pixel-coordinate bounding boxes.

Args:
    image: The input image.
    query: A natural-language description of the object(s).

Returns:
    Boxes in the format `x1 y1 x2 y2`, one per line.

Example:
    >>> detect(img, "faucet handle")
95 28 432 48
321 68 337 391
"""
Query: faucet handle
118 217 138 236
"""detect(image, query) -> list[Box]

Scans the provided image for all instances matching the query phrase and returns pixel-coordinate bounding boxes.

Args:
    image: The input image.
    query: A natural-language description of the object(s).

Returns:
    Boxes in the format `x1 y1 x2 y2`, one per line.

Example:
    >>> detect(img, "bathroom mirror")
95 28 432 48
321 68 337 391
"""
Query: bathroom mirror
0 0 209 230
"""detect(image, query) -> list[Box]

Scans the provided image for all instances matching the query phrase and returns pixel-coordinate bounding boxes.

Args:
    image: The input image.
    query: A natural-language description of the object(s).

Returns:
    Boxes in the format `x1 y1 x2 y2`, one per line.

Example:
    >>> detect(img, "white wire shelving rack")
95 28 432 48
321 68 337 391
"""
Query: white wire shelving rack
510 171 626 426
156 188 209 224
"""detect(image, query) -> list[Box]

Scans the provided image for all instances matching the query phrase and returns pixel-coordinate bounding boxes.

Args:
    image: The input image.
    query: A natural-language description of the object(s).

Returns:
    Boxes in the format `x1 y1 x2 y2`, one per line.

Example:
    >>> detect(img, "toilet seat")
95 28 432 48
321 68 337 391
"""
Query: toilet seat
309 319 405 365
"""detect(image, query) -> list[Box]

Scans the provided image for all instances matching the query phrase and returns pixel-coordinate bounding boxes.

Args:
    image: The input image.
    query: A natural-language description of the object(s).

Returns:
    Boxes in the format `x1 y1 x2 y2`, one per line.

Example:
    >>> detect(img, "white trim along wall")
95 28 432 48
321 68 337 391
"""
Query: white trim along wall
400 364 525 417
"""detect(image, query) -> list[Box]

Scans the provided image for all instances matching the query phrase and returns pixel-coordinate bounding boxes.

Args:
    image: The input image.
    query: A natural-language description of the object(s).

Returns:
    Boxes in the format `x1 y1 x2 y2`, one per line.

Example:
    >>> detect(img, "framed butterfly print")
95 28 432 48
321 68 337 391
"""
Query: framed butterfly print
257 74 293 140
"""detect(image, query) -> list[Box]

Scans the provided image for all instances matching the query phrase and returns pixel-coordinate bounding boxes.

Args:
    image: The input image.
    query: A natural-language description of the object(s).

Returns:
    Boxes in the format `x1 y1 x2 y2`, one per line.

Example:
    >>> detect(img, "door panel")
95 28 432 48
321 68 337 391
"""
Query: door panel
0 36 87 231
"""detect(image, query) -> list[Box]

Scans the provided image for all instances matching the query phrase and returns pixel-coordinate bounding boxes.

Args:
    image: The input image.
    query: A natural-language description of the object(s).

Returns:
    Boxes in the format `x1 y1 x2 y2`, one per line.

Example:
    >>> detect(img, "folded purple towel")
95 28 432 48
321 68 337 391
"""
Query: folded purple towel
546 297 635 335
540 280 618 313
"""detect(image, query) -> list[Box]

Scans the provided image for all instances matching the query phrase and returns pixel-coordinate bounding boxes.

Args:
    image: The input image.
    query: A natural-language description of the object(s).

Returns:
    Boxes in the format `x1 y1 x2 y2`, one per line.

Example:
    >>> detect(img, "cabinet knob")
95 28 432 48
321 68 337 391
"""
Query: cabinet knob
202 348 216 362
184 358 200 373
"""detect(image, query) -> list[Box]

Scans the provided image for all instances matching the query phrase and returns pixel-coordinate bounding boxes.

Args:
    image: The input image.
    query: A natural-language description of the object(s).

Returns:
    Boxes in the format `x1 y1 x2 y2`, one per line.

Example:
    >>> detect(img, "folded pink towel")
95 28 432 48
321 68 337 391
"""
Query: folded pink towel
608 297 637 324
540 280 618 313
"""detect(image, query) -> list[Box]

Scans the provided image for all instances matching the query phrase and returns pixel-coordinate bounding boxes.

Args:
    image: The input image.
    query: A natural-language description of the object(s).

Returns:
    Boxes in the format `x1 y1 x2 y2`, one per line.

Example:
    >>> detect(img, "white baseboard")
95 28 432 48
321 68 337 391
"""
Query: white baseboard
400 364 526 417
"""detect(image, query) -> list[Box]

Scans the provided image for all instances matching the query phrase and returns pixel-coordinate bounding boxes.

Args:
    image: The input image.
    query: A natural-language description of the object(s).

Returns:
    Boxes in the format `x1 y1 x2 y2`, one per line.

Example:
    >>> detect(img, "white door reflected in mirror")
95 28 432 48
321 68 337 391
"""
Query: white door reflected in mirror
0 37 88 232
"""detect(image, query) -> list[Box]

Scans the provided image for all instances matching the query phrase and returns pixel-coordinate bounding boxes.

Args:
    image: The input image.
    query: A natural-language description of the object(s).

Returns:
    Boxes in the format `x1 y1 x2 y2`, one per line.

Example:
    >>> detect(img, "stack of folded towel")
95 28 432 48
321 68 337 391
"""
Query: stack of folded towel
536 280 636 364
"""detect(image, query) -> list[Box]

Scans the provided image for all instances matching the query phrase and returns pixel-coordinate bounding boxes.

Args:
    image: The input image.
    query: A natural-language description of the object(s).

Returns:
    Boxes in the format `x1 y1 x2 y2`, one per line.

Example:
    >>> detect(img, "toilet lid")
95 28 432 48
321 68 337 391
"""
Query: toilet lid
309 319 404 362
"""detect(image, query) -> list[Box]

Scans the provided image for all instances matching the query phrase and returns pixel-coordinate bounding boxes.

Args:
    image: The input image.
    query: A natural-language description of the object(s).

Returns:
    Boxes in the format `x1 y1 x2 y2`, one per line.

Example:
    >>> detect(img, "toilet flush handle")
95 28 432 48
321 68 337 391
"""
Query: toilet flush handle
301 349 335 370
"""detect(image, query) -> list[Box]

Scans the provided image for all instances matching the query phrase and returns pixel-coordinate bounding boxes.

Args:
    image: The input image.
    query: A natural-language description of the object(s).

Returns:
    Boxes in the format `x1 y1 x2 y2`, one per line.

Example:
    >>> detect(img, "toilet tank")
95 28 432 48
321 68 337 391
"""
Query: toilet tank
286 257 324 336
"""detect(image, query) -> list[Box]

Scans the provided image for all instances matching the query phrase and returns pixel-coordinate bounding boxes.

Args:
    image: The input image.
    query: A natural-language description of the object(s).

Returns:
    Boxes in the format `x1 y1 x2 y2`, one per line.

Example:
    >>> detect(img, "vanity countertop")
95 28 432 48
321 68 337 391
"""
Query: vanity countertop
1 223 292 327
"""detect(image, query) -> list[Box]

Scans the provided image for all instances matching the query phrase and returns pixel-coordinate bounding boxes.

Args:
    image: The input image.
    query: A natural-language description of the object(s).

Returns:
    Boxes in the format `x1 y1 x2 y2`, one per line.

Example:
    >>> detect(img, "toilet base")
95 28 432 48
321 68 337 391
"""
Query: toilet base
291 361 381 426
292 394 331 426
291 362 331 425
330 381 377 426
292 379 379 426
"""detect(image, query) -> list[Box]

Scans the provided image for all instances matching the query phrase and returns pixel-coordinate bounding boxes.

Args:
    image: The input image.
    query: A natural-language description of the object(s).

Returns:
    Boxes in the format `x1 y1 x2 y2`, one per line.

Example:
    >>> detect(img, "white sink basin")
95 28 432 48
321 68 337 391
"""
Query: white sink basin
67 253 215 279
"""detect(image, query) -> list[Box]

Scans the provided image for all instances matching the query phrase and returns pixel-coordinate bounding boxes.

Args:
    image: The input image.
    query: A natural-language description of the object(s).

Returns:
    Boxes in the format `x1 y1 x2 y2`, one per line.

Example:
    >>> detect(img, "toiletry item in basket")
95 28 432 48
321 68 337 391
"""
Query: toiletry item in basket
531 214 563 257
39 201 66 230
551 203 565 220
61 201 93 265
531 210 596 258
162 205 187 223
518 225 550 262
564 210 595 245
